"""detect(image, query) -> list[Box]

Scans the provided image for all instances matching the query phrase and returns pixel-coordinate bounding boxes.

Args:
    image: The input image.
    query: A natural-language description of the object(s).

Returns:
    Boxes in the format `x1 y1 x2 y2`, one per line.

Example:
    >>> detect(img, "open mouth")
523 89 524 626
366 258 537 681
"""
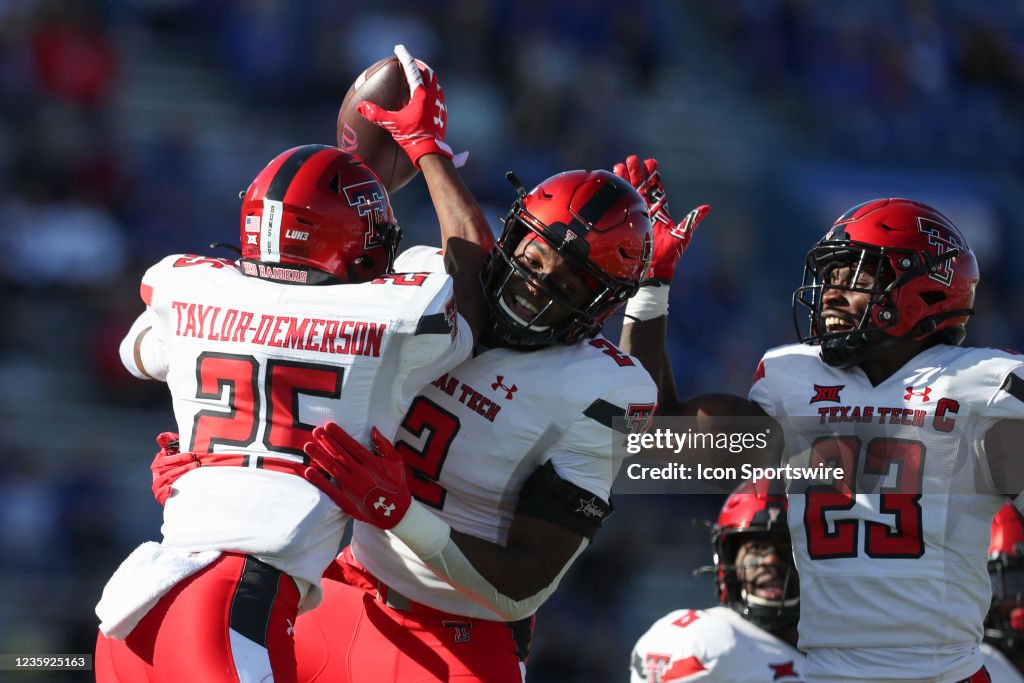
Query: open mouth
753 584 785 600
822 314 856 333
499 290 550 331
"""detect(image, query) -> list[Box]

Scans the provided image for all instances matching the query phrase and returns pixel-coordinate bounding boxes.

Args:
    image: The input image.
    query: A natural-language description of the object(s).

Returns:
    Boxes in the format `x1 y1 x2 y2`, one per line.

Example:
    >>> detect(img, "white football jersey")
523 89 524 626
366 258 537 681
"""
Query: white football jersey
981 643 1024 683
125 253 472 609
749 342 1024 681
351 246 658 619
629 606 806 682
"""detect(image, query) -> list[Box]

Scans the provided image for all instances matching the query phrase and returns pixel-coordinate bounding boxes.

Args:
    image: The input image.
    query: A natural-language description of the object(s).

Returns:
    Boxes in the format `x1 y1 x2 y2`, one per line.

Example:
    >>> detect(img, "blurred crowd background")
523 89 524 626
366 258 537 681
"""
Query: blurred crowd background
0 0 1022 680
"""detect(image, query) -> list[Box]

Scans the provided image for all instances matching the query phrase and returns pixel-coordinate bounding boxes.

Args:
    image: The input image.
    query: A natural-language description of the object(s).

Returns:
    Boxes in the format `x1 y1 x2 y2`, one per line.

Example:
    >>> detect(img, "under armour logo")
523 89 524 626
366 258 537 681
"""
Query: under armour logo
904 386 932 402
433 98 447 129
491 376 517 400
373 496 396 516
285 618 294 637
442 620 472 643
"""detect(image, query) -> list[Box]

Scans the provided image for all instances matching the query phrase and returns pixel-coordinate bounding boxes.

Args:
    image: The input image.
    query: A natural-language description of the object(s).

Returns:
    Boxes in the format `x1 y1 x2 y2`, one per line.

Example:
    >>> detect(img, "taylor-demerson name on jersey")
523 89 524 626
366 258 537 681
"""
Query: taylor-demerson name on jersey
749 342 1024 682
351 246 658 620
127 253 472 610
630 606 805 683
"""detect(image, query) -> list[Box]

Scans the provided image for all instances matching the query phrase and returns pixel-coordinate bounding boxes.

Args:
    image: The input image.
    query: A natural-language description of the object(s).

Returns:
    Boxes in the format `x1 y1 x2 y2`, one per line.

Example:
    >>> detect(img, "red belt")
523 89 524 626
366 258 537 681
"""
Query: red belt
196 452 308 477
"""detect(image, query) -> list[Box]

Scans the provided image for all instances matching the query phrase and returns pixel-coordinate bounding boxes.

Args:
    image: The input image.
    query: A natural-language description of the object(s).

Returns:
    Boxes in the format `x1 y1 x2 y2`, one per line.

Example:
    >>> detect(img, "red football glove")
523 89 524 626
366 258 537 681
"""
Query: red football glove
150 431 200 506
613 155 710 284
303 423 411 530
358 45 466 168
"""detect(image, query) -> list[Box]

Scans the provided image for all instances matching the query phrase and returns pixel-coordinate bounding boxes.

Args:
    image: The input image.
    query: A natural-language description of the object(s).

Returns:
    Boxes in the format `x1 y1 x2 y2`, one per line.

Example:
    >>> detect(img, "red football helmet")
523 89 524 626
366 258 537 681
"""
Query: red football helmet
986 501 1024 654
240 145 401 284
480 170 653 347
793 198 979 368
708 478 799 633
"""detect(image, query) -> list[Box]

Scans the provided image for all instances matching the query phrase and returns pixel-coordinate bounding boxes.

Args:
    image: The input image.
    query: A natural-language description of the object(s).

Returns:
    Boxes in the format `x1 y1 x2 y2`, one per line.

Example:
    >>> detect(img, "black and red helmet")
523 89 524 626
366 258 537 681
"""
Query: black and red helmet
240 145 401 284
709 479 799 632
480 170 652 348
986 501 1024 655
793 198 979 367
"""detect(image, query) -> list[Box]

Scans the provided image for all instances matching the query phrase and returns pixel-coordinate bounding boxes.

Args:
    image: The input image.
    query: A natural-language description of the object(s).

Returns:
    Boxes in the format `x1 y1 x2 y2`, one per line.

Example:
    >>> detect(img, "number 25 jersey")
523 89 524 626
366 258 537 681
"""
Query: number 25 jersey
125 253 472 609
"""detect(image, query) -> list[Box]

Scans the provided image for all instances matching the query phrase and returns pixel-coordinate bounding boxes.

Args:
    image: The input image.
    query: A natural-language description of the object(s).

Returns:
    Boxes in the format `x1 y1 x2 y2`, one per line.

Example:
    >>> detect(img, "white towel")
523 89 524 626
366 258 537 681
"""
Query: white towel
96 541 220 639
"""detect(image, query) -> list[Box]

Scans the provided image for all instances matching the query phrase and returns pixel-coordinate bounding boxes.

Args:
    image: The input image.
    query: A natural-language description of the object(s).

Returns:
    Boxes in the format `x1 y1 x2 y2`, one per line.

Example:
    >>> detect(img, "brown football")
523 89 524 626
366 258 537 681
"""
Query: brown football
336 56 417 193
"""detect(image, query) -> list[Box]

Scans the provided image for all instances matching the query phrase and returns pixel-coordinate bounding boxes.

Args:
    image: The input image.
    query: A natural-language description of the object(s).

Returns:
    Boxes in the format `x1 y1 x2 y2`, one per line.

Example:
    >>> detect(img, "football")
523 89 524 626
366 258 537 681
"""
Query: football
337 56 417 194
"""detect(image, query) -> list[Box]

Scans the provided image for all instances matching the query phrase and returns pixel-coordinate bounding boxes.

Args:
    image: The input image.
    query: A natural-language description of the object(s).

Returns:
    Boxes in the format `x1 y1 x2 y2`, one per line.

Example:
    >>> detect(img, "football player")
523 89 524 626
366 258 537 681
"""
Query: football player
984 501 1024 681
136 52 705 681
292 163 666 682
630 479 805 683
94 45 493 682
620 179 1024 682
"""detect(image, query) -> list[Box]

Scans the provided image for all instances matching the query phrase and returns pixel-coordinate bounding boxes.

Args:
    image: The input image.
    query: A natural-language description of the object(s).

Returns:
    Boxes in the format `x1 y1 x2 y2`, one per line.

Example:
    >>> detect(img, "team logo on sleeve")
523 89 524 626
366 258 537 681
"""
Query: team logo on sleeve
625 403 656 435
444 295 457 340
638 652 670 682
809 384 844 404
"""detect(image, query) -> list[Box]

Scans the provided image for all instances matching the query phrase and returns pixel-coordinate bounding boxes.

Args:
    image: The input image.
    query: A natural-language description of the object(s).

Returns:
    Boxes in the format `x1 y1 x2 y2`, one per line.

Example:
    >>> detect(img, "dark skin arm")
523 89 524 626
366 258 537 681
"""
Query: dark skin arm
450 516 585 600
620 315 681 415
418 155 494 344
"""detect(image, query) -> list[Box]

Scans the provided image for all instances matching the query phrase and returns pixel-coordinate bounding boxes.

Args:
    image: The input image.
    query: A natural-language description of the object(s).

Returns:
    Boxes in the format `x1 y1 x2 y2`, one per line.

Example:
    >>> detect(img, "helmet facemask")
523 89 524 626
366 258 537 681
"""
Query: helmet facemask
348 217 403 282
716 530 800 633
793 239 964 368
480 195 638 349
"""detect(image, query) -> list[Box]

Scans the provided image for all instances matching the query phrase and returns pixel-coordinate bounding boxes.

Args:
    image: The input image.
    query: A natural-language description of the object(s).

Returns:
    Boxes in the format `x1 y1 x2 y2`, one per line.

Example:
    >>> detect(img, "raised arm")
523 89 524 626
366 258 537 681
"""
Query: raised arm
358 45 493 342
613 155 709 415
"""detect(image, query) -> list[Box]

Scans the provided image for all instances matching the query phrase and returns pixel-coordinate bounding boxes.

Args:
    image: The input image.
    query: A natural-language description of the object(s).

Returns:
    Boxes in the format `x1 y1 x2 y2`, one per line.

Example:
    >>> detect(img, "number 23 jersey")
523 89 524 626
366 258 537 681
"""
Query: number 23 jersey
749 342 1024 680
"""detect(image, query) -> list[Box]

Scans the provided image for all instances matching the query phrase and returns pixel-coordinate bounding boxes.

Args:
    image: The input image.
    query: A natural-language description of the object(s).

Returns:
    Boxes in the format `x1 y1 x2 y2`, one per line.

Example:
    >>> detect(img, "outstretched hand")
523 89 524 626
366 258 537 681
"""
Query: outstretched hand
303 423 412 530
613 155 709 284
358 45 467 168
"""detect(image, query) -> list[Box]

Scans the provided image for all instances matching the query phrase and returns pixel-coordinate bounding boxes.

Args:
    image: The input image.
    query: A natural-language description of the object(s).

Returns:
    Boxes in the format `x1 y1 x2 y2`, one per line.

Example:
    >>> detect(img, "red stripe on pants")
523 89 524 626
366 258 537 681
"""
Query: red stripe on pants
95 553 299 682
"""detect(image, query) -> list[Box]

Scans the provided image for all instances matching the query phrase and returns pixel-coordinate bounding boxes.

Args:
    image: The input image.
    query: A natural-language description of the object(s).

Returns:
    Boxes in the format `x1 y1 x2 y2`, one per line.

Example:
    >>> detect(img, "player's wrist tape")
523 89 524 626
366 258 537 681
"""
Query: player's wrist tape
624 284 670 321
390 499 451 557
